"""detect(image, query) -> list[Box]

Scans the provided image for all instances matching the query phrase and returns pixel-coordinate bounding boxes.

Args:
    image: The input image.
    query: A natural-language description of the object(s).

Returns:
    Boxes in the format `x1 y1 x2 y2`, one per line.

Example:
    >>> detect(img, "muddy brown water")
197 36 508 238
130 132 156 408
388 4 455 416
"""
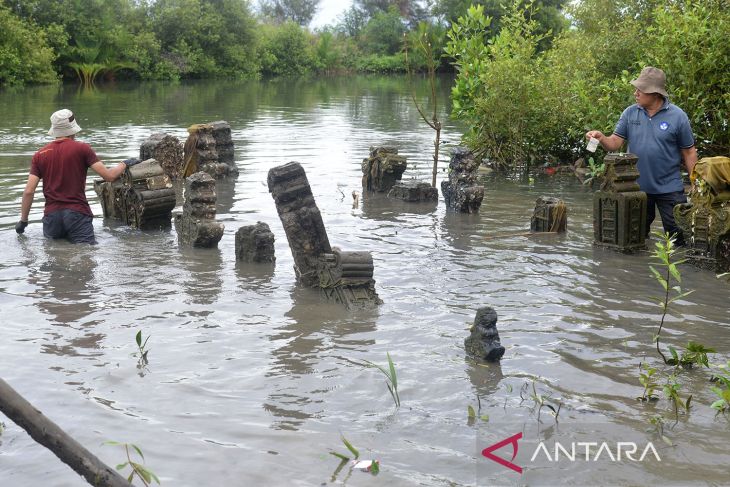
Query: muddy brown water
0 77 728 486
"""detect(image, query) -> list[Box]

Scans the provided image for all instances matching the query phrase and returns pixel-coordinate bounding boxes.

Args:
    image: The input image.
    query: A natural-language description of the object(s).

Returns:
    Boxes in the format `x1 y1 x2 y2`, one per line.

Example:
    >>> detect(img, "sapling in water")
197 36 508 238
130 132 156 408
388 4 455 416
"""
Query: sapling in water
104 441 159 486
649 231 693 364
362 352 400 407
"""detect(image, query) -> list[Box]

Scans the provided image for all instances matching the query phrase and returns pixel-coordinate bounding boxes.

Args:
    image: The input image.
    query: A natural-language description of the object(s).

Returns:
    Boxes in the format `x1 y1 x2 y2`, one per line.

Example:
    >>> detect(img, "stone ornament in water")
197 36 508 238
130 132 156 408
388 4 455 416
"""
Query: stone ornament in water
531 196 567 233
441 147 484 213
674 156 730 272
593 153 647 252
174 171 224 248
235 222 276 263
362 146 408 193
94 158 175 230
465 306 505 362
268 161 380 308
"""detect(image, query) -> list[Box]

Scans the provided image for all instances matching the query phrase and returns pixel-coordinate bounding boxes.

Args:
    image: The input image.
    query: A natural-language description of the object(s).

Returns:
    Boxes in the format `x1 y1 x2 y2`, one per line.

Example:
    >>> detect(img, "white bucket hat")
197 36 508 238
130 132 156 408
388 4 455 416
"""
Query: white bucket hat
48 109 82 137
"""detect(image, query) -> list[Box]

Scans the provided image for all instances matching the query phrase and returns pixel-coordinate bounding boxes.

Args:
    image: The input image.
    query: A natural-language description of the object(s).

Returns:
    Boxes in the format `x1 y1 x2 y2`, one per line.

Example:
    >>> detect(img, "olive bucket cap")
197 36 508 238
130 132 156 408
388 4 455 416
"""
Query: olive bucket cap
630 66 668 98
48 108 82 137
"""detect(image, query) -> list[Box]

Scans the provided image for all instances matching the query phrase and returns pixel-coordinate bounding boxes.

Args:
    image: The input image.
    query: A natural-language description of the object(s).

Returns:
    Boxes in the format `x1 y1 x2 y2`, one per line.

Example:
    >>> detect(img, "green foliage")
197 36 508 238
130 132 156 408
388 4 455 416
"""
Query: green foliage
135 330 150 365
446 0 730 167
663 374 691 423
360 7 407 55
258 21 316 76
259 0 320 26
649 231 694 364
644 1 730 156
104 441 160 487
710 361 730 413
0 4 58 86
583 156 605 186
638 363 660 402
362 352 400 407
355 53 406 73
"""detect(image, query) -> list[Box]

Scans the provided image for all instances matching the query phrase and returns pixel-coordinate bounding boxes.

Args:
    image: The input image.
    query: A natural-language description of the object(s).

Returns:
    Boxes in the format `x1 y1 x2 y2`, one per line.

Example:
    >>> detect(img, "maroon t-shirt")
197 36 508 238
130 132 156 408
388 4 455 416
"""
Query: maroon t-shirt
30 138 98 216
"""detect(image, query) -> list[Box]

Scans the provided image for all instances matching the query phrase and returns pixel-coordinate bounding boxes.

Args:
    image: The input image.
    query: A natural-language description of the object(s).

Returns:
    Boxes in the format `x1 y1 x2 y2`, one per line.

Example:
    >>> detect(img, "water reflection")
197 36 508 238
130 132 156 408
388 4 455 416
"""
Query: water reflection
19 240 106 360
465 358 505 401
179 247 224 307
359 190 438 222
264 286 377 430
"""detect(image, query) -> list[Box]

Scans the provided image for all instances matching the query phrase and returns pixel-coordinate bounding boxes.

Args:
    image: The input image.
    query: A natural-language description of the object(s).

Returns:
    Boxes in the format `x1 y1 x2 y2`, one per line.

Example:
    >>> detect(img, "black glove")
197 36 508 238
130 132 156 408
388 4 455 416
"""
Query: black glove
123 158 141 167
15 220 28 234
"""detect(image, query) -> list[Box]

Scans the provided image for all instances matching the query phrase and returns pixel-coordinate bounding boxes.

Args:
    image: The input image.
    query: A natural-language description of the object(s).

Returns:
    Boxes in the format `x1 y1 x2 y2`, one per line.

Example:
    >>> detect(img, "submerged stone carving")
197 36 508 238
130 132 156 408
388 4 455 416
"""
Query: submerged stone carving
465 307 505 362
387 180 438 203
268 161 380 308
441 147 484 213
182 121 236 178
174 172 224 248
674 156 730 272
362 146 408 193
531 196 567 233
140 133 184 180
235 222 276 263
593 153 647 252
94 159 175 229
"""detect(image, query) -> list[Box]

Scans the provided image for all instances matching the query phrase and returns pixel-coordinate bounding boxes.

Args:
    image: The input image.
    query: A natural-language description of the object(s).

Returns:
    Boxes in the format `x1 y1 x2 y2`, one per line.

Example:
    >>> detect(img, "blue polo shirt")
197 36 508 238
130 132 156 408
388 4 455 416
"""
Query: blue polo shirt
614 100 695 194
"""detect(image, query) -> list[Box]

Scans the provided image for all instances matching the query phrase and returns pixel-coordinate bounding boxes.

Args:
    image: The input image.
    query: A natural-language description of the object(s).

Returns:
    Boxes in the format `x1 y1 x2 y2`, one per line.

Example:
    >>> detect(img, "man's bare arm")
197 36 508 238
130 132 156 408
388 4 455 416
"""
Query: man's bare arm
585 130 626 152
20 174 40 222
90 161 127 182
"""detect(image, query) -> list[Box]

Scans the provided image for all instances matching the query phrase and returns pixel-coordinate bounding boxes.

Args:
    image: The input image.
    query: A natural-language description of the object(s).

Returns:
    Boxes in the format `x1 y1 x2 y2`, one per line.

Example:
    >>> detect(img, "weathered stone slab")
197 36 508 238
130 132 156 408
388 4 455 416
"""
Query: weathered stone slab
441 147 484 213
465 307 505 362
600 153 641 193
174 172 224 247
268 161 380 308
362 146 408 193
140 133 184 180
268 162 332 286
531 196 567 233
387 180 438 202
210 121 237 174
235 222 275 263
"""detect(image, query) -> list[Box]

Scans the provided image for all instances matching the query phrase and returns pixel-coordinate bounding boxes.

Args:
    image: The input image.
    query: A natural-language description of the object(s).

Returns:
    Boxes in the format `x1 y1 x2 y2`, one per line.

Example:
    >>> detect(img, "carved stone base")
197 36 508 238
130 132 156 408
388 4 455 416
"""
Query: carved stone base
531 196 567 233
593 190 647 252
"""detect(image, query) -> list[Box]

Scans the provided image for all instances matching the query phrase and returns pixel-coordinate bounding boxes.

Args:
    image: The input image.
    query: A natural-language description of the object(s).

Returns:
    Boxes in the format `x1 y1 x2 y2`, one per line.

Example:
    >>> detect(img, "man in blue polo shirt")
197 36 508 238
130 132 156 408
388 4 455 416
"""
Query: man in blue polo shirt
586 66 697 245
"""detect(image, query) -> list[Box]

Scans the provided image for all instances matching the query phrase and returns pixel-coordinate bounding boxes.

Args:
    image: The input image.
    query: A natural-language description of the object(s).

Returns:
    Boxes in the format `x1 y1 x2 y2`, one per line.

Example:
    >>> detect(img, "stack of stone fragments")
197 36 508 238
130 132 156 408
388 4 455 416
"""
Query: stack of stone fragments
94 159 175 229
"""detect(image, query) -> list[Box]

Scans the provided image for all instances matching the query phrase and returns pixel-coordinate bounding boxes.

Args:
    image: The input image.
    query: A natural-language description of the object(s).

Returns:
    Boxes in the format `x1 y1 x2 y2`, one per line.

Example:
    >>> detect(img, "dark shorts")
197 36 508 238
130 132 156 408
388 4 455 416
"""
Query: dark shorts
42 209 97 244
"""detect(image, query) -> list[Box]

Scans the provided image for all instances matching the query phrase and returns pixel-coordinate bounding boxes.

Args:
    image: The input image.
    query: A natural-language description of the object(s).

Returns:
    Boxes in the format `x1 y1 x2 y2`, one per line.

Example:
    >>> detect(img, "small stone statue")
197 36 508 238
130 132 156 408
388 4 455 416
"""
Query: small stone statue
235 222 275 263
465 307 505 362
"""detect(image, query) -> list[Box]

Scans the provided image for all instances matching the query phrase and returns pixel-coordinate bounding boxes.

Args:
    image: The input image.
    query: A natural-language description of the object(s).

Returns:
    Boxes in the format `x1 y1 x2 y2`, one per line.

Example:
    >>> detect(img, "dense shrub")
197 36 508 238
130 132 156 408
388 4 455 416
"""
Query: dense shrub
258 22 317 77
0 5 57 86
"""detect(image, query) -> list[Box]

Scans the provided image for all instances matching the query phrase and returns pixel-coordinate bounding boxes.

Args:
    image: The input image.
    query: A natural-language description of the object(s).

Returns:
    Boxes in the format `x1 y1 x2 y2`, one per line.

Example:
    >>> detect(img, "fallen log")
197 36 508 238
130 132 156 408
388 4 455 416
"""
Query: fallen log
0 378 131 487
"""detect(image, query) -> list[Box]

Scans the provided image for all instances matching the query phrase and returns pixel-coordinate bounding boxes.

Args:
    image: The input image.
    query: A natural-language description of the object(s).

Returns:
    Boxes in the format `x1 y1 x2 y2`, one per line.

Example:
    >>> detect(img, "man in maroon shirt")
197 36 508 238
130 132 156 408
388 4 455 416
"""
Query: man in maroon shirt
15 109 133 244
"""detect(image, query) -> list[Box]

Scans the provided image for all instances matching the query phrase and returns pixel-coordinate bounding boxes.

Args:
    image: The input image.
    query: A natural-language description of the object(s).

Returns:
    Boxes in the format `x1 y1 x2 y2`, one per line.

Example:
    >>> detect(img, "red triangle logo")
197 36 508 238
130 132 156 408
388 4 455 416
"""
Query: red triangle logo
481 432 523 474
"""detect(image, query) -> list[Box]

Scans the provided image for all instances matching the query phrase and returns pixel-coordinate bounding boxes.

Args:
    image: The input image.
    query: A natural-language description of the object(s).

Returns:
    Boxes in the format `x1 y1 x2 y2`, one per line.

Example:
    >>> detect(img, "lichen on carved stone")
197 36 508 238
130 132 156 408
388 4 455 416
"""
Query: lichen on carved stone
235 222 276 263
140 133 184 180
441 147 484 213
531 196 567 233
465 307 505 362
174 171 224 248
362 146 408 193
182 122 235 178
